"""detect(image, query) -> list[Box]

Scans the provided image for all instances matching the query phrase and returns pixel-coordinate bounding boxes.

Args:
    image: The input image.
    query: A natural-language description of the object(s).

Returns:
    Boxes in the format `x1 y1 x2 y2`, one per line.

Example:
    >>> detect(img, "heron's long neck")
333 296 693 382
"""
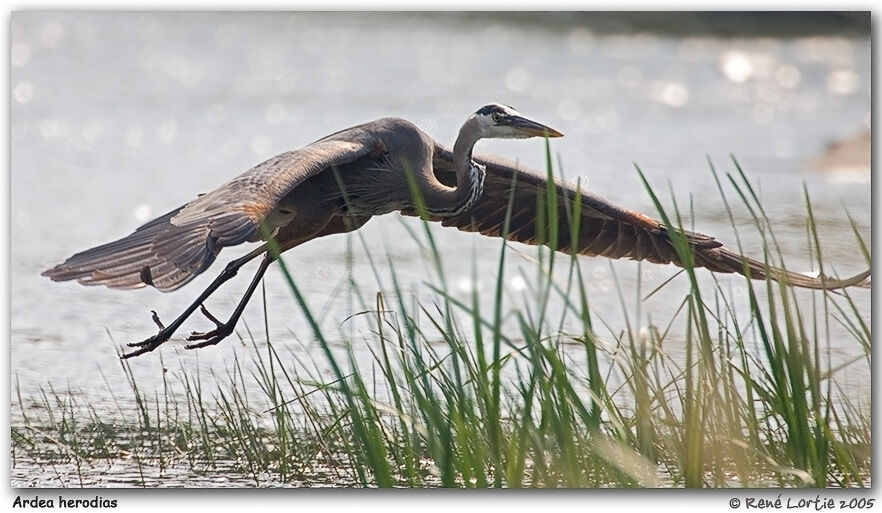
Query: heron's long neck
422 120 485 217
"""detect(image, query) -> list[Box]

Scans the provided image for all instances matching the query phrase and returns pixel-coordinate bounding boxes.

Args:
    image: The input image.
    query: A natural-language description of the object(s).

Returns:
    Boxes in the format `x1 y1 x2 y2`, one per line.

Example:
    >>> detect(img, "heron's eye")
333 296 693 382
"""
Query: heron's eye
491 113 501 123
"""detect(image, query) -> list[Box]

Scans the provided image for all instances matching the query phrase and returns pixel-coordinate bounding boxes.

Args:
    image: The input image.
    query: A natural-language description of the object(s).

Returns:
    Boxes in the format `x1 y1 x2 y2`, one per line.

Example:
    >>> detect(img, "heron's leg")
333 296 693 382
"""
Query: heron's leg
121 245 269 359
185 253 273 349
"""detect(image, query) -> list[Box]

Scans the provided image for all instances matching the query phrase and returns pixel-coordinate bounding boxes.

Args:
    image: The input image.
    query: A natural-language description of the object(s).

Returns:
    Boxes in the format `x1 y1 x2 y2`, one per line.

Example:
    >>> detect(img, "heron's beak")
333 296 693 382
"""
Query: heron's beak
509 116 564 138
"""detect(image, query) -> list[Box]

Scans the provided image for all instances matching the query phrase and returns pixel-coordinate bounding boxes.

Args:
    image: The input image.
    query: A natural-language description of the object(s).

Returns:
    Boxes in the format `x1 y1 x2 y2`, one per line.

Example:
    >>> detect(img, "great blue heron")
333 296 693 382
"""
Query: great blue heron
43 103 871 358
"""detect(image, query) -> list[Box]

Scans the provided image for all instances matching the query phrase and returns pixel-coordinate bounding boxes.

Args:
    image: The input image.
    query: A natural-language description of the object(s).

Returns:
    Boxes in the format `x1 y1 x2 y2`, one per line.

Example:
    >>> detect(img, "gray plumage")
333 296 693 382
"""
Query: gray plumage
42 104 871 358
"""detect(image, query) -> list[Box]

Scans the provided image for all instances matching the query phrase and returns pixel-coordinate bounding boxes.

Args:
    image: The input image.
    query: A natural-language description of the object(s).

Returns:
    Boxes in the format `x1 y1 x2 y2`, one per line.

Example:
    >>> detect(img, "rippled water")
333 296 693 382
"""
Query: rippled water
10 460 284 488
10 12 871 485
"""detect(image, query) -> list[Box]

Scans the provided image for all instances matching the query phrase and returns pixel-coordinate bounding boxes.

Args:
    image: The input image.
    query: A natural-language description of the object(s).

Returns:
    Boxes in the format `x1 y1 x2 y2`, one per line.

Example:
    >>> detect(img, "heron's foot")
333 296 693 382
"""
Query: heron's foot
124 312 166 349
125 311 167 349
120 311 182 359
122 325 176 360
184 305 235 349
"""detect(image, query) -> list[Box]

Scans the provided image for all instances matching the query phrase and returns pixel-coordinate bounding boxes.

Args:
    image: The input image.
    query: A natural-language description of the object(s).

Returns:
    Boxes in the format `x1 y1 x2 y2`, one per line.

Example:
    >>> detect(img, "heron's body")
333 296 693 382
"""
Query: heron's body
43 105 870 358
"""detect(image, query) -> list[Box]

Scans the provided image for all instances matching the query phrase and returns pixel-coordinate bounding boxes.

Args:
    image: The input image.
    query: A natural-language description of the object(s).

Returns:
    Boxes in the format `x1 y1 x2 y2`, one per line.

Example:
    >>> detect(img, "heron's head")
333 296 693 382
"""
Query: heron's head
470 103 563 139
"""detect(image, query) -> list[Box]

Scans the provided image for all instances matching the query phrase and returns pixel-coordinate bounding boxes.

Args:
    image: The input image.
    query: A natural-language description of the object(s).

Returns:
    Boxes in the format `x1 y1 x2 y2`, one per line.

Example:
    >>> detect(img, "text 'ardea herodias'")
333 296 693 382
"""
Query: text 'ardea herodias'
43 104 871 358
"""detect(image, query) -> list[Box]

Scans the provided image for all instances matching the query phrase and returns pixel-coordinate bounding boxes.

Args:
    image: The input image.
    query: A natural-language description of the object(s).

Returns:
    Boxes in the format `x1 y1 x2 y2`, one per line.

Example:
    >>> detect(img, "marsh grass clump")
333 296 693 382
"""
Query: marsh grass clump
12 152 870 487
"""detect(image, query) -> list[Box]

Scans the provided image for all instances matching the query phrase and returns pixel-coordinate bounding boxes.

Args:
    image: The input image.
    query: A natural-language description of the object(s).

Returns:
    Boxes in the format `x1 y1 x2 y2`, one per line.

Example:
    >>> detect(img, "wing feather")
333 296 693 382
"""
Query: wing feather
423 146 869 290
43 132 381 291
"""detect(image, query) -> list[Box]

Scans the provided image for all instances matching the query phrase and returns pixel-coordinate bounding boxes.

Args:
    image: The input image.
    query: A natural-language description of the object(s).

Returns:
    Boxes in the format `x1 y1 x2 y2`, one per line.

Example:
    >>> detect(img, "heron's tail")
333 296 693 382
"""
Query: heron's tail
42 206 220 292
697 246 870 290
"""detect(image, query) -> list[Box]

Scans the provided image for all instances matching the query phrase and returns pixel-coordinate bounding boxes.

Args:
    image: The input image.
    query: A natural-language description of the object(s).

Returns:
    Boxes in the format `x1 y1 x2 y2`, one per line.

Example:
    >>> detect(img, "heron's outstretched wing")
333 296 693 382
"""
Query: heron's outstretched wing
43 134 383 292
423 146 869 290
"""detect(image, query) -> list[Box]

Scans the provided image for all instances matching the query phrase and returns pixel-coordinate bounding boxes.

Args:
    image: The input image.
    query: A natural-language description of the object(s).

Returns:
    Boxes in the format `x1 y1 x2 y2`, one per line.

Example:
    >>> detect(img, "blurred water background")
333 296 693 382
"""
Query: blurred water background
10 12 871 446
